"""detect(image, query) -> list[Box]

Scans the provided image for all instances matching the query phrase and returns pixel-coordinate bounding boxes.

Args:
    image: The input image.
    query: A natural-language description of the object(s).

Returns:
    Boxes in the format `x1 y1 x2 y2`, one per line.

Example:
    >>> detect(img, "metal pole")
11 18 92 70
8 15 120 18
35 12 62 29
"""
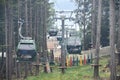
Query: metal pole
61 16 66 73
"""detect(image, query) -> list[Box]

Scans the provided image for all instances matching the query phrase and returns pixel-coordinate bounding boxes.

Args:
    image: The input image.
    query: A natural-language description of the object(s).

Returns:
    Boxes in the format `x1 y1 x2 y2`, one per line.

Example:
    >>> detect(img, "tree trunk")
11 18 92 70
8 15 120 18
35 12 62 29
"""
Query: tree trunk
94 0 102 79
109 0 116 80
25 0 29 36
83 0 86 50
43 0 50 73
5 0 13 80
29 0 32 37
33 5 37 40
32 3 38 75
116 0 120 80
116 2 120 64
91 0 96 47
39 2 43 67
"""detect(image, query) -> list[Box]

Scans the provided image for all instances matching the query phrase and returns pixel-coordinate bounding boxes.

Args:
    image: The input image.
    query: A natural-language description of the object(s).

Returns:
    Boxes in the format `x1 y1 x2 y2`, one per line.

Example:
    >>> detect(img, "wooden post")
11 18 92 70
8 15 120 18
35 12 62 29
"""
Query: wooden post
24 62 28 79
16 61 21 79
35 53 40 75
80 56 83 66
28 62 33 75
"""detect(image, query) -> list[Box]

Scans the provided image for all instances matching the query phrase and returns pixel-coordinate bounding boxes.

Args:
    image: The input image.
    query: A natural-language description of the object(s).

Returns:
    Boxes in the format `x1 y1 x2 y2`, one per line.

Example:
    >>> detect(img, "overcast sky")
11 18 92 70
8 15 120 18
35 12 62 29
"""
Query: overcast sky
49 0 78 30
49 0 76 11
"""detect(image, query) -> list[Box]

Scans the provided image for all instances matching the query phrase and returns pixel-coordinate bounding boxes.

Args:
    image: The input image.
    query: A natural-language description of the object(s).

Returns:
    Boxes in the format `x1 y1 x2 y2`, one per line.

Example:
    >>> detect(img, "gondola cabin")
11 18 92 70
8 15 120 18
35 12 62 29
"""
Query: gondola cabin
48 28 58 36
56 31 62 41
17 39 37 61
67 36 82 54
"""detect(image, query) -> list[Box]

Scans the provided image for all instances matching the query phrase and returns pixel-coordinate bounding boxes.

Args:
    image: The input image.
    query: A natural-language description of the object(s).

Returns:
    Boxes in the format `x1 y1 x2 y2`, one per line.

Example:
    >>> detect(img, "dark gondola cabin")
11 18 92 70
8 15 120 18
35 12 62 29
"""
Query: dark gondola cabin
48 28 58 36
67 36 82 54
56 31 62 41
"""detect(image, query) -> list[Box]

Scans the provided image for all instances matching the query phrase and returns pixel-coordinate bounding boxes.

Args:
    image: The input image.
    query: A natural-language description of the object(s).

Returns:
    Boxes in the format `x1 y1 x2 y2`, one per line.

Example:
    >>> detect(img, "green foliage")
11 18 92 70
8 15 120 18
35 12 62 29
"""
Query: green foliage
0 0 54 51
101 0 109 47
0 0 4 4
0 1 5 51
74 0 110 49
47 2 55 30
74 0 93 50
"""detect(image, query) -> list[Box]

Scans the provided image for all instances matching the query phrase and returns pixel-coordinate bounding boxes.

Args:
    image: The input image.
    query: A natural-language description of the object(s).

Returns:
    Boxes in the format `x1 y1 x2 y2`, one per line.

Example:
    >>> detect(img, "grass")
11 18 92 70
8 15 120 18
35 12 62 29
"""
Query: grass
26 56 110 80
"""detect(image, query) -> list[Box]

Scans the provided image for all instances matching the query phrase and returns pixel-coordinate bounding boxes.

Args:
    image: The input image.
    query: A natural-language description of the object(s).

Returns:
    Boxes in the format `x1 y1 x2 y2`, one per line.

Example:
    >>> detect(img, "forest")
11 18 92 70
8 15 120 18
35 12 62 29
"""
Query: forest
0 0 120 80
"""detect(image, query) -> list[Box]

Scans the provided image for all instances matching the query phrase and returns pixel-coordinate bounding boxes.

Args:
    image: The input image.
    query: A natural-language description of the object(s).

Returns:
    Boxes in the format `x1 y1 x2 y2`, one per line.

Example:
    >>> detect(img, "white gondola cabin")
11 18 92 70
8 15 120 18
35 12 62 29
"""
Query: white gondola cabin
17 38 37 61
67 36 82 54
